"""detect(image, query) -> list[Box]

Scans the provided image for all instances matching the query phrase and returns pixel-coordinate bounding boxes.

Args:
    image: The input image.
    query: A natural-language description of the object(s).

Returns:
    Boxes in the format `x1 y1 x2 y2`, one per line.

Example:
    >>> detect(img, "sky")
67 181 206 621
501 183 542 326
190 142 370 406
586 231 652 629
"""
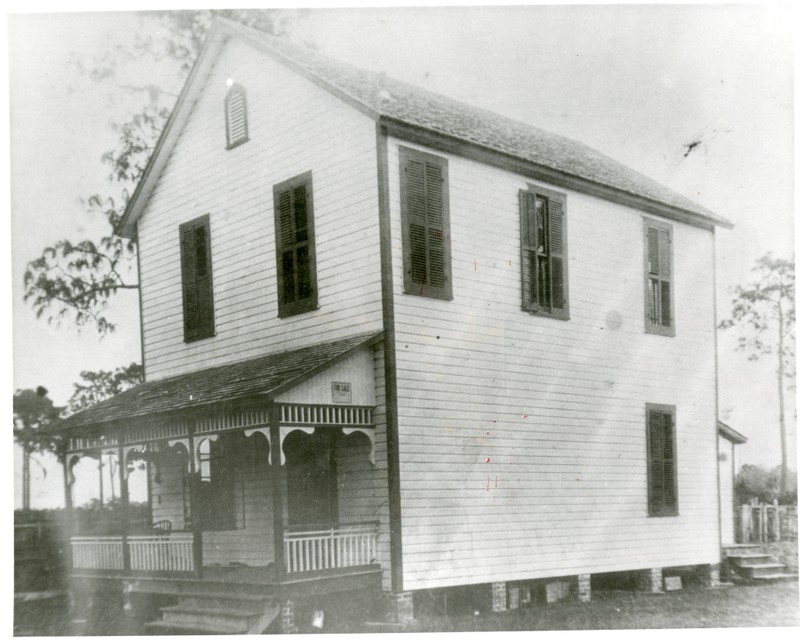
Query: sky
6 3 797 508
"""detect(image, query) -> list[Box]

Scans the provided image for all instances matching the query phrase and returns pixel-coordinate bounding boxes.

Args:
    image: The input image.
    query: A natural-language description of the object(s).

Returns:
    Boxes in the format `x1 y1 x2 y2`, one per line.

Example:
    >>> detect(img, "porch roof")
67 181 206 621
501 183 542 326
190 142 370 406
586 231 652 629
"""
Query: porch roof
718 420 748 444
60 332 381 430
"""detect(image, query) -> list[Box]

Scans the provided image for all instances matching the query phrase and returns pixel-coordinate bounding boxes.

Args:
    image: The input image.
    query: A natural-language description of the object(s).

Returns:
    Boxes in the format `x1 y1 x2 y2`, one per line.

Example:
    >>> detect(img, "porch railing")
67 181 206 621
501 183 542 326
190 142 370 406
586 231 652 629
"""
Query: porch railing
71 536 124 570
71 533 194 572
129 533 194 572
284 523 378 573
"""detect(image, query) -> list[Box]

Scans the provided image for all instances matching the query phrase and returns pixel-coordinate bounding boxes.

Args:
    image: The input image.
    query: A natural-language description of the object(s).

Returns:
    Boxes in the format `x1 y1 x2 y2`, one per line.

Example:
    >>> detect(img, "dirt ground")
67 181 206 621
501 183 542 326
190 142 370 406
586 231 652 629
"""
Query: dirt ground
13 579 799 635
408 580 799 633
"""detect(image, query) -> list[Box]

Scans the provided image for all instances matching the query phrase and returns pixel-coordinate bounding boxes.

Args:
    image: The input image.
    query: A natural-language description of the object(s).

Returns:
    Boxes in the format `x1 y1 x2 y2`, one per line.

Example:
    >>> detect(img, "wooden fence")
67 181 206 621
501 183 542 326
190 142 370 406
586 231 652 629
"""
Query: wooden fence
737 503 798 543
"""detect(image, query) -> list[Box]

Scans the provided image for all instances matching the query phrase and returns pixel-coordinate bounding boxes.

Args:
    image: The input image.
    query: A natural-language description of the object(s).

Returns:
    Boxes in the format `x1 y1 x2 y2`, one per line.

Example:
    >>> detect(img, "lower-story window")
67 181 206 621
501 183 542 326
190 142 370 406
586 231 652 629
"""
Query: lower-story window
646 403 678 517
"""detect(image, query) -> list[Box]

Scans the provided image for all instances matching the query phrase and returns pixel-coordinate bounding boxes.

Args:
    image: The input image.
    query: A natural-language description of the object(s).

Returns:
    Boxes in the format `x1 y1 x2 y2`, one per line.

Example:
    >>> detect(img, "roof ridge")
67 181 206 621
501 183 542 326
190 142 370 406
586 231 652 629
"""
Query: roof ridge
214 17 729 228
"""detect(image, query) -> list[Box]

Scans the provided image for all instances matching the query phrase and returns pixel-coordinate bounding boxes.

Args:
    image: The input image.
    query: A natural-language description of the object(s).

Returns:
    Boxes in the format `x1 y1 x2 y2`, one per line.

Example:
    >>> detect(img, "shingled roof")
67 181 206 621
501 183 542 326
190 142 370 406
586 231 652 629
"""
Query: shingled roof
232 19 731 226
118 18 731 237
60 332 381 429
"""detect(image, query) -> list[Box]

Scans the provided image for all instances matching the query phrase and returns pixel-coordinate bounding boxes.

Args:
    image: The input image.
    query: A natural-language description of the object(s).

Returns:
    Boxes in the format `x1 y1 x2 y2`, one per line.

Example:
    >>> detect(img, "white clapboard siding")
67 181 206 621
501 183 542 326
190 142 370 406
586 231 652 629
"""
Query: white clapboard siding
202 459 275 567
138 39 382 380
386 138 719 590
275 347 376 406
336 431 380 524
718 436 736 545
150 451 189 530
368 344 393 591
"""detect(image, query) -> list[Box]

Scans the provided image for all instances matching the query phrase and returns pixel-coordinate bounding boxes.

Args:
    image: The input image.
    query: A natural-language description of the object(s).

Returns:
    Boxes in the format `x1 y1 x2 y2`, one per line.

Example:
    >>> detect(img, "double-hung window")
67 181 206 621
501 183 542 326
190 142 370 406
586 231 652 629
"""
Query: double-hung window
273 171 318 317
399 146 452 300
646 403 678 517
179 214 215 342
519 186 569 319
644 218 674 335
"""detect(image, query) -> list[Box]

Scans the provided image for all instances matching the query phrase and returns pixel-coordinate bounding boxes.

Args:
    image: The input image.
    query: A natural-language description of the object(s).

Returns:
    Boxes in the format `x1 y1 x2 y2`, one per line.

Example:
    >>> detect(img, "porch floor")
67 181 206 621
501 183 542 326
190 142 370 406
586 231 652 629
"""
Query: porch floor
70 563 382 599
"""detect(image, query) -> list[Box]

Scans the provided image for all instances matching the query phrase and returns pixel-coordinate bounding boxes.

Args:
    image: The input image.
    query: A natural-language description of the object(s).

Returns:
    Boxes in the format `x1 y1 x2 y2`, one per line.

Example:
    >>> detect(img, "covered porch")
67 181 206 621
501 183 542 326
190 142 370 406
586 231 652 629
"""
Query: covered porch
60 334 388 585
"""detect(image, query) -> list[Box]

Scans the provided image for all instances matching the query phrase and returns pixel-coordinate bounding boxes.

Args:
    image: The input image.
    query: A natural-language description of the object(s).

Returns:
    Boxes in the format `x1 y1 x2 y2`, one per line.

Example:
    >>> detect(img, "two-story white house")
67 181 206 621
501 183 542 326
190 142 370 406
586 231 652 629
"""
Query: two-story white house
59 17 732 633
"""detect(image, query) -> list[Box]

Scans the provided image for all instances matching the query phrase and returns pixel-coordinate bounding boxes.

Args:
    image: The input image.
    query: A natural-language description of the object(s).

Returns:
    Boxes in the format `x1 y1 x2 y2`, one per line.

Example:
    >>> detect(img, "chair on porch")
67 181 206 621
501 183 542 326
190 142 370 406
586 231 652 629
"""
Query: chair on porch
151 519 172 536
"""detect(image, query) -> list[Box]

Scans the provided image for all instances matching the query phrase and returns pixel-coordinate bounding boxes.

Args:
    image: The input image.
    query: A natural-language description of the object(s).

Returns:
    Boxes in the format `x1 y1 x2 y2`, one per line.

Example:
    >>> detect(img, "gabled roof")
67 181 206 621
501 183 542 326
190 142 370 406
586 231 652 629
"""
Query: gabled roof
118 17 732 238
60 332 381 429
718 420 748 444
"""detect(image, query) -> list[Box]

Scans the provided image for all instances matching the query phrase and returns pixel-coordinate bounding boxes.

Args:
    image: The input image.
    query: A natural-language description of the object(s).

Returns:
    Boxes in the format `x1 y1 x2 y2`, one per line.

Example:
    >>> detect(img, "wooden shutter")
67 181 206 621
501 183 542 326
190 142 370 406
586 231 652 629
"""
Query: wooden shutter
400 147 452 300
647 404 678 516
519 190 538 312
644 219 674 335
225 84 249 149
519 186 569 319
548 195 567 313
273 171 318 318
179 215 215 342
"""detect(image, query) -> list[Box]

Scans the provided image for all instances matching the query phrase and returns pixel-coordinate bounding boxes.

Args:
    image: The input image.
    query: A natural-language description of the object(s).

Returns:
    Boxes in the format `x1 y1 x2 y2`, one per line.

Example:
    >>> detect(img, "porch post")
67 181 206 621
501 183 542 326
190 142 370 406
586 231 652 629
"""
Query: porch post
117 442 131 572
61 454 74 572
187 428 203 575
269 405 285 582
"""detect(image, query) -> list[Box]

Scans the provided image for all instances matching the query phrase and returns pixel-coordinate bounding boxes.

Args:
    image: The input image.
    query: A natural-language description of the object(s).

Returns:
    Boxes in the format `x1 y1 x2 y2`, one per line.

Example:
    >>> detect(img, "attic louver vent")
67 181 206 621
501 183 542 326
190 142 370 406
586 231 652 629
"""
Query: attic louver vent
225 83 249 149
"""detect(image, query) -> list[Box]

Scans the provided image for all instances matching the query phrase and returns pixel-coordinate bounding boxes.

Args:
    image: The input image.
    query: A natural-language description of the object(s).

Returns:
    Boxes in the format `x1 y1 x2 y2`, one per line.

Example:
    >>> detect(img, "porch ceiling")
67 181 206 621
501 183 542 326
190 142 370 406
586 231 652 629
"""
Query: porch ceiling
60 332 381 430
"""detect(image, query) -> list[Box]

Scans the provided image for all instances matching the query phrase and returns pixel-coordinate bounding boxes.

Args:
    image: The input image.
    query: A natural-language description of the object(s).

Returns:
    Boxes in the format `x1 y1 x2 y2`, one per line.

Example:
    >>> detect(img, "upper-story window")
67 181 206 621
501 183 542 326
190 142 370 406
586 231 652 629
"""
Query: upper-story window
399 146 452 300
273 171 318 317
179 214 215 342
644 218 674 336
224 83 249 149
646 403 678 517
519 186 569 319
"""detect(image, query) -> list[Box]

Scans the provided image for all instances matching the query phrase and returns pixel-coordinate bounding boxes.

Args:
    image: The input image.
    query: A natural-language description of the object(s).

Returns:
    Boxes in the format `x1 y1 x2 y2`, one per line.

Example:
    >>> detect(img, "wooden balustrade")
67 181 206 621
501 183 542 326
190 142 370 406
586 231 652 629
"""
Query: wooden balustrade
128 533 195 572
71 536 124 570
71 534 194 572
284 524 378 573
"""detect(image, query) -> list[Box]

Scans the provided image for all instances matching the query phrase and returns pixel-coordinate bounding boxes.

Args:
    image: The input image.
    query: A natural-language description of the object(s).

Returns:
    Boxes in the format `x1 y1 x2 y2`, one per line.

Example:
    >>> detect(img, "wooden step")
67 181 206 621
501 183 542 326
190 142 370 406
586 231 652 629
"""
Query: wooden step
144 619 230 635
160 605 261 634
735 562 789 579
729 554 774 566
149 593 279 634
172 591 271 611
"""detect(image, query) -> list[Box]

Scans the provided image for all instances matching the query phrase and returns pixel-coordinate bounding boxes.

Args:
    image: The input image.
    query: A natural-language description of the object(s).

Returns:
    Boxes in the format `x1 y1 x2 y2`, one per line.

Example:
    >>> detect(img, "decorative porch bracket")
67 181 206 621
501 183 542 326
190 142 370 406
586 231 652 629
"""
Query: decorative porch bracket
244 427 272 463
65 453 82 486
194 434 219 470
342 427 376 465
279 426 316 466
122 444 148 479
166 437 192 472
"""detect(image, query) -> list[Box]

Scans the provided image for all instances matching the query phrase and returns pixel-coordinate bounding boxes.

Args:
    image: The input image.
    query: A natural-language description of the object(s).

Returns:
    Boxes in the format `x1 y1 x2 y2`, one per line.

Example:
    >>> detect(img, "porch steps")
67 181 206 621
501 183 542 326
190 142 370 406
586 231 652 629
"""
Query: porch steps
145 590 279 635
724 547 798 583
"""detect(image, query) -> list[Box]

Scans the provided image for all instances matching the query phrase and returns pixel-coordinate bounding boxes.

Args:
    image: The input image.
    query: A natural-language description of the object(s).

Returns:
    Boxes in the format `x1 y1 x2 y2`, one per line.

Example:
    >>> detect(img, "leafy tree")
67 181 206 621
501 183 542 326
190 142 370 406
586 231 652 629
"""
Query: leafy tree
13 387 63 510
736 464 797 505
67 362 144 414
22 9 296 335
719 253 795 494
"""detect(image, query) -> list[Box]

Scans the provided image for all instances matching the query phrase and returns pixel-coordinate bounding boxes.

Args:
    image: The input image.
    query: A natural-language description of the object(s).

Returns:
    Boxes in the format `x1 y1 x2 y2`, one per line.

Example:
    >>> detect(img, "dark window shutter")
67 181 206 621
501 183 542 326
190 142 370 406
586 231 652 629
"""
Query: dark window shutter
225 84 249 149
549 195 566 311
647 405 678 516
519 190 538 312
519 186 569 319
179 215 215 342
273 171 318 318
644 220 674 335
400 147 452 300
